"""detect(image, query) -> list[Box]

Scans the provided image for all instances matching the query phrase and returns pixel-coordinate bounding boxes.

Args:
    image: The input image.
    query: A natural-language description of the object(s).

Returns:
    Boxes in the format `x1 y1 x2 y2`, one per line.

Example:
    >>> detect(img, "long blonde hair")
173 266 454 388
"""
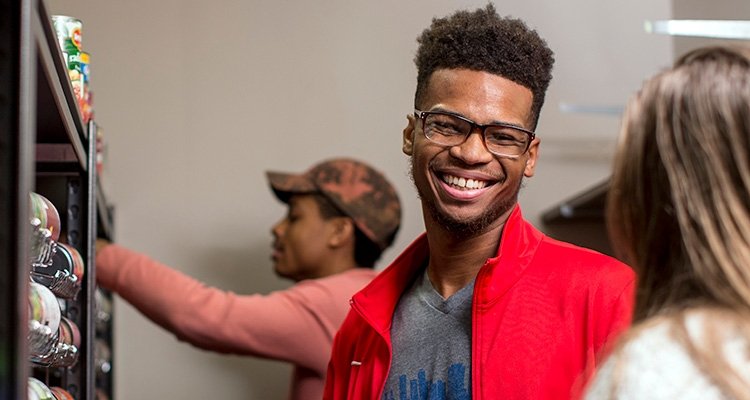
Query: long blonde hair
607 45 750 398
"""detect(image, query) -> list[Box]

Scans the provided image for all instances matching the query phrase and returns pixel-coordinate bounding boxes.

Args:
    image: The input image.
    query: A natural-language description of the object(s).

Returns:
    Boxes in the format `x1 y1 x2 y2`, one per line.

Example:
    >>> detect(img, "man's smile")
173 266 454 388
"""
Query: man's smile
440 173 491 190
432 168 503 201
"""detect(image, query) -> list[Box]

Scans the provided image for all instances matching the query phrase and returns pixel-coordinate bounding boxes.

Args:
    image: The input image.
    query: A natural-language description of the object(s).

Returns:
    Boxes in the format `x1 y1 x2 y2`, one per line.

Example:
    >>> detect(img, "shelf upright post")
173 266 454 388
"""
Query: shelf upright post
0 0 36 398
62 162 94 399
59 121 96 399
85 119 98 399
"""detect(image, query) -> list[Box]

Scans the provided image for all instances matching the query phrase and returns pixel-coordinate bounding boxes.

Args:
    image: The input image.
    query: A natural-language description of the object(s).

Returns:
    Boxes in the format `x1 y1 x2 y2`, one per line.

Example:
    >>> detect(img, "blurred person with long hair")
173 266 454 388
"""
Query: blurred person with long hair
585 45 750 399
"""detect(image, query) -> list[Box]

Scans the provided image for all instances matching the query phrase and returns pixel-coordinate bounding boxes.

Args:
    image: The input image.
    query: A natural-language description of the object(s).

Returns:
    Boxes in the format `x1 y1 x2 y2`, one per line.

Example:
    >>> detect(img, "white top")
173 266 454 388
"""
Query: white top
585 311 750 400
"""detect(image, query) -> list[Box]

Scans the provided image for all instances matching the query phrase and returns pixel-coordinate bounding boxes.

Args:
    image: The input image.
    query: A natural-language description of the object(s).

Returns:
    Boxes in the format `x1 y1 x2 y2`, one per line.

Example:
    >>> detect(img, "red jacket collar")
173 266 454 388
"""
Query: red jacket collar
477 205 544 307
351 205 544 333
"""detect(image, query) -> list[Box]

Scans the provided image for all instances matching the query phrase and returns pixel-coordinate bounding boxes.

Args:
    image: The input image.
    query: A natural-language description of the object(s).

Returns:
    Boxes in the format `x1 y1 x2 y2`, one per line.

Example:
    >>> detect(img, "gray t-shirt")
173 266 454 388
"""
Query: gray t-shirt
382 269 474 400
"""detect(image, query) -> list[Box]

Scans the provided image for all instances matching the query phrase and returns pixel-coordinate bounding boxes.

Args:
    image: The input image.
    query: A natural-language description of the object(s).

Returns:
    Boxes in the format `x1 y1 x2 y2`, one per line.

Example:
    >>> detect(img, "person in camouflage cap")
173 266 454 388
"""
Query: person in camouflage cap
95 157 402 400
266 158 401 281
267 157 401 252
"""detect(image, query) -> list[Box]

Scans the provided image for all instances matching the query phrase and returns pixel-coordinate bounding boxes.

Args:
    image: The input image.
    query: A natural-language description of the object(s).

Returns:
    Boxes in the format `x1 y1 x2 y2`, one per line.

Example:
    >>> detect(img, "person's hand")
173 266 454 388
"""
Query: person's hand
95 238 111 253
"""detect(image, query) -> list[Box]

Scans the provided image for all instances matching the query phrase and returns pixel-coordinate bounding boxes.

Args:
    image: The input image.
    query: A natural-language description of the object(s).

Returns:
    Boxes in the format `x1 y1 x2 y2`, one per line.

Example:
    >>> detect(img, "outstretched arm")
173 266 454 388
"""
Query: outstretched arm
96 243 366 374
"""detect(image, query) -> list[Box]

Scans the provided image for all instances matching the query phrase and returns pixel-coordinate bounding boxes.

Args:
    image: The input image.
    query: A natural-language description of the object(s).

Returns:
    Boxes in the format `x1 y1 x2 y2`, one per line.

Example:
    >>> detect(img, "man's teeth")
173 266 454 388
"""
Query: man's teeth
443 174 488 189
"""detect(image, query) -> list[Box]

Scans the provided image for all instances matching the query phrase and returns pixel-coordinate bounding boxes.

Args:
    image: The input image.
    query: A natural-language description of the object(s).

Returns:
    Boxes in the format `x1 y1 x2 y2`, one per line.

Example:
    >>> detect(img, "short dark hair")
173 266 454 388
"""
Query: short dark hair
414 4 555 129
311 194 384 269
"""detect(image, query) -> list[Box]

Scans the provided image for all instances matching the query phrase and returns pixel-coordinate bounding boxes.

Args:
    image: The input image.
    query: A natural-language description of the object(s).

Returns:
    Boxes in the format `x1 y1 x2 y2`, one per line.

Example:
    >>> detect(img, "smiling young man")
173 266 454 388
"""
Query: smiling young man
95 158 401 400
324 6 634 400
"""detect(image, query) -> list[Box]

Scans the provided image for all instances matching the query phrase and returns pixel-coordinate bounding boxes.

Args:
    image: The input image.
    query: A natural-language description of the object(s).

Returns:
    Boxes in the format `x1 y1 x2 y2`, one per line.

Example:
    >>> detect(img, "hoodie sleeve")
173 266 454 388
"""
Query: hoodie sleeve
96 244 372 375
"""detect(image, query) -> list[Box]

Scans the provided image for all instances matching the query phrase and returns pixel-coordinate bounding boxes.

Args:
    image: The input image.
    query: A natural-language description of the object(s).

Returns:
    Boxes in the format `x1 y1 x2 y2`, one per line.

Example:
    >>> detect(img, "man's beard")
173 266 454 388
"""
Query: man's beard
409 157 521 238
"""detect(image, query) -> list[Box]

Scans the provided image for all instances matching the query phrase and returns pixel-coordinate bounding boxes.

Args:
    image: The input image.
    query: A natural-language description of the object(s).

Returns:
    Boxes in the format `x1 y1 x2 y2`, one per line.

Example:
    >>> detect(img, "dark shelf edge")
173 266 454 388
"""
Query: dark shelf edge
540 179 610 225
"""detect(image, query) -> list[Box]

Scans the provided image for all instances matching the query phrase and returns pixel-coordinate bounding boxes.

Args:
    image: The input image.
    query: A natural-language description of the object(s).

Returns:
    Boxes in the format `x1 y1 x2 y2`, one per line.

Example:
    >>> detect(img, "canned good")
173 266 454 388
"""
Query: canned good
95 339 112 376
41 196 60 241
52 15 85 105
28 378 55 400
96 125 105 174
95 288 112 332
51 15 82 53
33 241 84 298
29 192 48 234
50 387 75 400
28 282 61 356
28 282 61 334
59 316 82 348
29 192 60 265
60 243 85 281
81 51 93 123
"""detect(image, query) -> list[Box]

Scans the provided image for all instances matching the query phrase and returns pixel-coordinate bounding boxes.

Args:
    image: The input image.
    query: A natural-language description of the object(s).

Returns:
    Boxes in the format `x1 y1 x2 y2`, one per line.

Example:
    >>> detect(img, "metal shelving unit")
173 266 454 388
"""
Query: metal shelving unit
1 0 114 398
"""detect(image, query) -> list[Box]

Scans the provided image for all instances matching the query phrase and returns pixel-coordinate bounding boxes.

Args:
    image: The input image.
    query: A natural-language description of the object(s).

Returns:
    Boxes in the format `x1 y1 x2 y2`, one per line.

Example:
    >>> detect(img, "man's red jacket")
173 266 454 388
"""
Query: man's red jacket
324 206 635 399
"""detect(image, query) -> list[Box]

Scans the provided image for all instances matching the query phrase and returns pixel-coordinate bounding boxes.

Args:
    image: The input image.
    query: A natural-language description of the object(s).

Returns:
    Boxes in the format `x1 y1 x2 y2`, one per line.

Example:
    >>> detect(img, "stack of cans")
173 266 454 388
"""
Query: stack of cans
51 15 93 124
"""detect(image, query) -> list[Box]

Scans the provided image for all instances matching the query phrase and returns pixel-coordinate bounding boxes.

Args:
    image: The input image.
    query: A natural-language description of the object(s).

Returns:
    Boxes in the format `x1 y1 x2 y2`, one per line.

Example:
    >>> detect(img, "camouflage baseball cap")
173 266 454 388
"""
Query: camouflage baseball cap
266 158 401 250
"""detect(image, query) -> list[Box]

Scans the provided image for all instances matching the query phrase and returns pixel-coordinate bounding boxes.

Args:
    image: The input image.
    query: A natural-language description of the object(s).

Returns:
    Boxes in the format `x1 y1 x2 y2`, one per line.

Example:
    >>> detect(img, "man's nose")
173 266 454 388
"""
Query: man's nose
271 219 286 238
449 131 493 164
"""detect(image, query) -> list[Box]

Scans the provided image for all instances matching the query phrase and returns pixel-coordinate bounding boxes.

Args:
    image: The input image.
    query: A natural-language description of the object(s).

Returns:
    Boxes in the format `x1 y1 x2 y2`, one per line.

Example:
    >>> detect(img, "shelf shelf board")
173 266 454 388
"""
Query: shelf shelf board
35 143 79 163
33 1 87 170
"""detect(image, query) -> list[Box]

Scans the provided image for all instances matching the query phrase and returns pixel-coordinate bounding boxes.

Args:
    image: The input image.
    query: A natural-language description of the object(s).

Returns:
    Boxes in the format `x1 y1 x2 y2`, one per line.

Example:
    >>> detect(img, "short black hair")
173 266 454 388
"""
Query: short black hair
414 4 555 129
311 194 384 269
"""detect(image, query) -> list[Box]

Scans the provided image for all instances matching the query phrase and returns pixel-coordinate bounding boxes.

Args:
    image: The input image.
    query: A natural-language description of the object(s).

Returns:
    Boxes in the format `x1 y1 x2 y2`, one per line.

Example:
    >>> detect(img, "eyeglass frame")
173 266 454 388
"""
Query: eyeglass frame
413 109 537 158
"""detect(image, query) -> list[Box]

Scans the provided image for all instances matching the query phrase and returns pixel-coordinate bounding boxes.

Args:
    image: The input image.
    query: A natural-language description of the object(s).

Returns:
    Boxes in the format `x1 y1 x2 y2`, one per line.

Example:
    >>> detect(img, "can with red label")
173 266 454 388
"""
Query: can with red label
50 387 75 400
51 15 82 52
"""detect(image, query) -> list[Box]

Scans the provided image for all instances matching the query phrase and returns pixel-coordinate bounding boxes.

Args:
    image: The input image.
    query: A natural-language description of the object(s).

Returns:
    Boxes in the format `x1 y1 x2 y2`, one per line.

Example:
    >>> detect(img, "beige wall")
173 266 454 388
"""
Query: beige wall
46 1 672 398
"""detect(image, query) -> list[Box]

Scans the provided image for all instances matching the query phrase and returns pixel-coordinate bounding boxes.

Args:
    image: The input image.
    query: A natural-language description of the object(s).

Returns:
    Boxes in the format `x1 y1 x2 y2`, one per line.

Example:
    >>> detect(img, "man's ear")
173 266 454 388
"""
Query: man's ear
524 137 540 178
328 218 355 248
403 114 417 156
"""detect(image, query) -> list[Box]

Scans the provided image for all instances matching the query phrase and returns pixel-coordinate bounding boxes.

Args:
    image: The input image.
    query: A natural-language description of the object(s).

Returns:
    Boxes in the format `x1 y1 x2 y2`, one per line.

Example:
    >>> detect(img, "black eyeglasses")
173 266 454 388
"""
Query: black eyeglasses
414 109 536 158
